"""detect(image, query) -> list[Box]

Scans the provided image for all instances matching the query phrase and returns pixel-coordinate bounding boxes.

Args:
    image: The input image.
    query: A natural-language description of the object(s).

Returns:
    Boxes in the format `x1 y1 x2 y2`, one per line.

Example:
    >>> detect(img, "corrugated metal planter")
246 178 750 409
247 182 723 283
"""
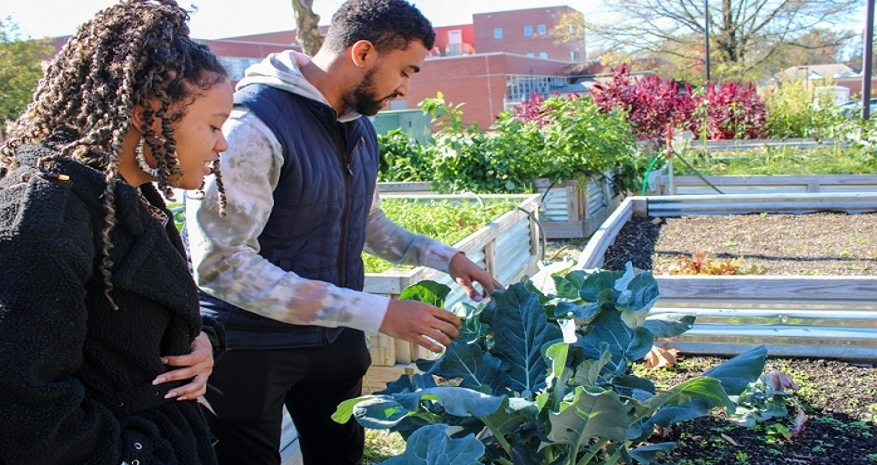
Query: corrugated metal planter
579 193 877 361
363 193 543 392
533 177 621 239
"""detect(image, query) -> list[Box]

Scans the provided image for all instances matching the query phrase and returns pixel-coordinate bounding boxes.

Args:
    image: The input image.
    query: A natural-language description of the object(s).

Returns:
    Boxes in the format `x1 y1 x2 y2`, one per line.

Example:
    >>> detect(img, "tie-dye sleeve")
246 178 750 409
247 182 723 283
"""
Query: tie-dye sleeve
363 188 460 271
186 109 388 333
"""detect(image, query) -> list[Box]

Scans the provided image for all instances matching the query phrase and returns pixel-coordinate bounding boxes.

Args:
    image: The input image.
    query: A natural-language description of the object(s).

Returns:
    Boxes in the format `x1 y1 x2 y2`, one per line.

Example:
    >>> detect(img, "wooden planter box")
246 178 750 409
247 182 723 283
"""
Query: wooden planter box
578 193 877 361
363 193 542 393
378 177 620 239
533 177 621 239
684 138 842 153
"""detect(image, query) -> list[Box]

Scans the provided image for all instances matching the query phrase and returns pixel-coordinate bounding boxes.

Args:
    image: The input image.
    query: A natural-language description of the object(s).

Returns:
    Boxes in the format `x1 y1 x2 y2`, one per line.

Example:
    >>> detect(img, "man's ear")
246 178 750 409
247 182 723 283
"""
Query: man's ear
349 40 377 68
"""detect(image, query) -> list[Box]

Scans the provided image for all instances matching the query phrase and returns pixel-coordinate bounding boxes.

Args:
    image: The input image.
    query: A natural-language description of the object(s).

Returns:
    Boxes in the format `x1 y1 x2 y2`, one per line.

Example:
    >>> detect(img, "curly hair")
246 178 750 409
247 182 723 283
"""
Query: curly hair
0 0 228 309
323 0 435 55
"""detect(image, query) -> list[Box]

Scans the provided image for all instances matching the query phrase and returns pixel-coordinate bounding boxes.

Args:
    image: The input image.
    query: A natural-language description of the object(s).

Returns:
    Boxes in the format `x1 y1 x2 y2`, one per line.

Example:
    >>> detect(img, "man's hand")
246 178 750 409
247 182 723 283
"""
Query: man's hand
447 252 504 302
380 299 462 352
153 332 214 401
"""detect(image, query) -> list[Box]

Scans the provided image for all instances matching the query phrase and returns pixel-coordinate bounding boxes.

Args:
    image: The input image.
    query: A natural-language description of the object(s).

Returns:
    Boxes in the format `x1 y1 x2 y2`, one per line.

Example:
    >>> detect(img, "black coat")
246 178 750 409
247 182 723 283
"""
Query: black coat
0 141 223 465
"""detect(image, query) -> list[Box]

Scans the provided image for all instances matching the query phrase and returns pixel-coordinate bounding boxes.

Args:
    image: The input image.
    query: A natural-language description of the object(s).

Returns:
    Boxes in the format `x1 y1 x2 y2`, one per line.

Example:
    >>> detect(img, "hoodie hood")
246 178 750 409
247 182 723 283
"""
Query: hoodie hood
236 50 362 123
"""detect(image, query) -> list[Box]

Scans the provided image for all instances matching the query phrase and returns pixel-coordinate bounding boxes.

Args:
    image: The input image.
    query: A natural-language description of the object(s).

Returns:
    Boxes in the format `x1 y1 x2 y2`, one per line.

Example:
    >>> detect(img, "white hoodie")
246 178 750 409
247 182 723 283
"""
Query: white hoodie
185 50 458 333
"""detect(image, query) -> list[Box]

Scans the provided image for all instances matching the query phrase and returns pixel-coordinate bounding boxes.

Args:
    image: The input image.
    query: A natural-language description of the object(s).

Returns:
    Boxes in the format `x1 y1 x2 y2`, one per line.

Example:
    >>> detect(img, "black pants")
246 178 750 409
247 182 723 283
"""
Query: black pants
205 328 371 465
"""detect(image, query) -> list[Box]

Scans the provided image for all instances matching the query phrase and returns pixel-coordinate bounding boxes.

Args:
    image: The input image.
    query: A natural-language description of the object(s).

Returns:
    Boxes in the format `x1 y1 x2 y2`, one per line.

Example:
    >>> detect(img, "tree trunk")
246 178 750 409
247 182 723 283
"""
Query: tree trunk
290 0 323 56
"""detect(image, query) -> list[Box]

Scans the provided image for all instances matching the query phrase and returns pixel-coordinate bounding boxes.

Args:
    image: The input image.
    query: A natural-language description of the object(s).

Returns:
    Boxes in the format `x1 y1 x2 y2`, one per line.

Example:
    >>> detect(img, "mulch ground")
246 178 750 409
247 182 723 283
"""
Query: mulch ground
603 212 877 276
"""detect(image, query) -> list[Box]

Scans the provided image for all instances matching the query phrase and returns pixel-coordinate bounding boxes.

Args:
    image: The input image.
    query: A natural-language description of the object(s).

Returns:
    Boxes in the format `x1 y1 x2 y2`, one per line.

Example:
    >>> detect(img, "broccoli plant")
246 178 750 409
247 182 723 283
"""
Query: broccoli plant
334 263 768 464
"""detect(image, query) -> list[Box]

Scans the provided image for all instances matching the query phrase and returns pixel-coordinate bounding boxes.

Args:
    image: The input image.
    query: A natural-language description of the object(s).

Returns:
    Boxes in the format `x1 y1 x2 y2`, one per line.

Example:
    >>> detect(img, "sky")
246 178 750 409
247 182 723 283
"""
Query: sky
1 0 610 40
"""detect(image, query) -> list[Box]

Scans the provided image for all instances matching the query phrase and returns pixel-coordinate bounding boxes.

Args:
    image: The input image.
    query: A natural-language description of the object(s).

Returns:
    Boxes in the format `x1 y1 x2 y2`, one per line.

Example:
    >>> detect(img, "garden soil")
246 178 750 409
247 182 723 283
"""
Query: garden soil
596 212 877 465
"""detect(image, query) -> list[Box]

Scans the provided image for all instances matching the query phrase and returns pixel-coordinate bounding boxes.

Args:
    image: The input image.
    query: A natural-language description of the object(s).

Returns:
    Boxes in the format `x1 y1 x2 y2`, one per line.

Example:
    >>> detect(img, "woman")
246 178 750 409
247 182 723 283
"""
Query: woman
0 1 232 464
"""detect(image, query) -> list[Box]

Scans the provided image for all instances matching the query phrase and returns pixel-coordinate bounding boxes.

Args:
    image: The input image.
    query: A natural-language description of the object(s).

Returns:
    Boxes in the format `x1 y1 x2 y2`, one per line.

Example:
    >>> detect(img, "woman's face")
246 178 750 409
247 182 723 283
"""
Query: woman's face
168 79 233 190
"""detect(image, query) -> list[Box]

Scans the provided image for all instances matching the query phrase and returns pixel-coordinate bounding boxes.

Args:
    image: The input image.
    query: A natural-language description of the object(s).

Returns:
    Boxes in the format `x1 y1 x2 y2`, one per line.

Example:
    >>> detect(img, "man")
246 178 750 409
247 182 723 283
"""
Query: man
185 1 501 464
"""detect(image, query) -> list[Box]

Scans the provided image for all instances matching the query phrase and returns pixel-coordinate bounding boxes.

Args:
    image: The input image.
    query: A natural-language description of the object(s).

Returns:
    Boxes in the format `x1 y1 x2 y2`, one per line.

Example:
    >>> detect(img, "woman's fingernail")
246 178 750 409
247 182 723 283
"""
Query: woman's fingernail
176 396 187 401
153 377 166 385
164 391 178 399
160 358 169 364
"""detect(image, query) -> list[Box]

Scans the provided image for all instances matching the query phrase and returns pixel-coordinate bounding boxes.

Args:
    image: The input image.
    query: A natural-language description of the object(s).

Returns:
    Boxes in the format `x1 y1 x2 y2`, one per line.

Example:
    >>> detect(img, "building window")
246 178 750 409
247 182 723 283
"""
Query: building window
524 25 533 36
539 52 548 59
494 28 503 39
505 74 568 102
537 24 546 35
526 53 535 57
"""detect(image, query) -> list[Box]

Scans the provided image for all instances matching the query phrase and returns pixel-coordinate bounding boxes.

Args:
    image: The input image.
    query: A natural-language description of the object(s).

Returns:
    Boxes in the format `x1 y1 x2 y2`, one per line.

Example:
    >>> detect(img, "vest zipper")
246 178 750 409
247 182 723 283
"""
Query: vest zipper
336 126 355 289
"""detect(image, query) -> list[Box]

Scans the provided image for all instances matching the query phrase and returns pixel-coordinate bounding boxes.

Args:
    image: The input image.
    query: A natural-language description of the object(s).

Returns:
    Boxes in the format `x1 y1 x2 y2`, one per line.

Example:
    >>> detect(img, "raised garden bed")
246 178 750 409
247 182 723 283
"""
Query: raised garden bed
363 193 542 393
651 174 877 196
578 193 877 361
378 176 620 240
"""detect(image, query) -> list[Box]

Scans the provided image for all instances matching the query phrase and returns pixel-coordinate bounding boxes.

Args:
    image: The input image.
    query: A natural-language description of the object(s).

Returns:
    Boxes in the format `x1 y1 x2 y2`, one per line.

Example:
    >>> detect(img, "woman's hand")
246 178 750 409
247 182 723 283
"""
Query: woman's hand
152 332 214 401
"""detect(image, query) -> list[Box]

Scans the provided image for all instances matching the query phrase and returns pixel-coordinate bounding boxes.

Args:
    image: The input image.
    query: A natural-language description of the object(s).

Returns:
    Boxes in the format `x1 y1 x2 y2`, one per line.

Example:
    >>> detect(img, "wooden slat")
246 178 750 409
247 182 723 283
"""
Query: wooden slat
540 221 585 239
577 197 634 269
377 181 433 193
394 338 411 365
568 184 582 222
483 240 497 277
363 364 416 394
368 332 396 366
655 174 877 194
656 276 877 301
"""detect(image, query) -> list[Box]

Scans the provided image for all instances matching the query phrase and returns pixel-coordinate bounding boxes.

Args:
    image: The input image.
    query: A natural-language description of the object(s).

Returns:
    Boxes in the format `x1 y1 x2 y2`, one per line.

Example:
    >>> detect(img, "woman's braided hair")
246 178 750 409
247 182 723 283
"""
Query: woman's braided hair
0 0 228 309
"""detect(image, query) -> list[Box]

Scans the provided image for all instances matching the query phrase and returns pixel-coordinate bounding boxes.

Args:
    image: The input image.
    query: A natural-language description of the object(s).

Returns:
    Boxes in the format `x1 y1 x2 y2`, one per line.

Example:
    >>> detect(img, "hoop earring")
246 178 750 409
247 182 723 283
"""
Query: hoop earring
135 138 161 179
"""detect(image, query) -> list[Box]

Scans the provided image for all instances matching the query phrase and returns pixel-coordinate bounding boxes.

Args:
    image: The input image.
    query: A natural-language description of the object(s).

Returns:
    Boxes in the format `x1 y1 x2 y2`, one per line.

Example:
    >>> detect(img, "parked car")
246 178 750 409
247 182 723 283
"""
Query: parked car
840 97 877 117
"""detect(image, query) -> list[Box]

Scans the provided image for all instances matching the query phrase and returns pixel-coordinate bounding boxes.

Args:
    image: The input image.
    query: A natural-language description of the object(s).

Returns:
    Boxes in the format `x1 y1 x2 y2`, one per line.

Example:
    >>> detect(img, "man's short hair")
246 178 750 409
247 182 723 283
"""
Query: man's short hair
324 0 436 55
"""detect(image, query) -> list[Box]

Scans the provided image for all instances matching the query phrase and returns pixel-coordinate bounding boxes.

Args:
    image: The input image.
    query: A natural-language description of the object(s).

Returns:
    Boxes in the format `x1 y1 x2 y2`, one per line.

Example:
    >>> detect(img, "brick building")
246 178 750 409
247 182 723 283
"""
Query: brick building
46 6 586 128
209 5 585 127
473 6 582 61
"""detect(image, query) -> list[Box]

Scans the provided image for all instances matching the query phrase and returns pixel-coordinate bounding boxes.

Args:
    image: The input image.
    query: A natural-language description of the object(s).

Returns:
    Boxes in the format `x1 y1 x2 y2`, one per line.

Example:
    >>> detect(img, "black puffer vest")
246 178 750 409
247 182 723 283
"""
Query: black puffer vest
200 84 379 348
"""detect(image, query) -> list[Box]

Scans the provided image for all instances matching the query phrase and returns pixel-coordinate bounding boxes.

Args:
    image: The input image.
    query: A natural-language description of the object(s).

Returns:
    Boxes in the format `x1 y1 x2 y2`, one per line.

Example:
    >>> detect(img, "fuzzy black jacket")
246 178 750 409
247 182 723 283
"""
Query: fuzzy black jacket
0 141 224 465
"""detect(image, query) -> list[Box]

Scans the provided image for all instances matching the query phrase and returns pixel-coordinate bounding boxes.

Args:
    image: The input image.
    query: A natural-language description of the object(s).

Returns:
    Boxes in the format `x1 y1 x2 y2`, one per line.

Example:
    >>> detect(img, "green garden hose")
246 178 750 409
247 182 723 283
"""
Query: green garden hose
640 152 666 196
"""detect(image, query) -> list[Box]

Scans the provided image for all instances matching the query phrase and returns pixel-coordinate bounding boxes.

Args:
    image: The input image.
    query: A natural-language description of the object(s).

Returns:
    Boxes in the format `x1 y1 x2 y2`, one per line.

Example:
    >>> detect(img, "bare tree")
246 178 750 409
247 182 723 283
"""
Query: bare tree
290 0 322 56
572 0 859 82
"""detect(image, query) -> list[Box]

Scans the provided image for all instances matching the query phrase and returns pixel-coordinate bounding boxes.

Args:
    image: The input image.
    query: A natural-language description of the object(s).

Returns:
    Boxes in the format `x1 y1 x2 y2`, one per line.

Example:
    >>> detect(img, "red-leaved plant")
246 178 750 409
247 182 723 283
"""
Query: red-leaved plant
590 64 768 142
692 81 767 140
512 92 549 126
590 64 696 143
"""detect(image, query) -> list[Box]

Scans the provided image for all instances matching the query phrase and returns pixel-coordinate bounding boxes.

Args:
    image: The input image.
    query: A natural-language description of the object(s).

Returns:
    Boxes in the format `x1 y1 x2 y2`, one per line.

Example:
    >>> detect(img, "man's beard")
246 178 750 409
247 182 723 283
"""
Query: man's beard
348 68 396 116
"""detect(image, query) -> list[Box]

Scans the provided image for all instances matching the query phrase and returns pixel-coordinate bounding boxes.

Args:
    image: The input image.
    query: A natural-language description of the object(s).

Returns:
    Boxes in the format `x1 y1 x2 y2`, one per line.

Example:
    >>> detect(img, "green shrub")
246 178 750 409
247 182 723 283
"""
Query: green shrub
416 93 642 194
763 80 848 140
377 128 436 183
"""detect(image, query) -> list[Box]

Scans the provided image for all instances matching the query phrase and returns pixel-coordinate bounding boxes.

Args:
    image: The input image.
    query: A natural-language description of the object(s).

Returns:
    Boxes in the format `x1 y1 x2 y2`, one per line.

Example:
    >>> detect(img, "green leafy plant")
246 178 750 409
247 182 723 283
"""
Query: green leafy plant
730 370 806 436
673 144 877 176
335 263 768 464
377 128 437 183
0 18 54 122
399 93 642 195
763 79 851 141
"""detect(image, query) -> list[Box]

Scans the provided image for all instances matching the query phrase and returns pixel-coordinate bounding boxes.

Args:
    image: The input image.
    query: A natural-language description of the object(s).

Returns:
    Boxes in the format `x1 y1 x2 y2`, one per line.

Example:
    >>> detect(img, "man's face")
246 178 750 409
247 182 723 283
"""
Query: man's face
345 40 429 116
348 67 387 116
